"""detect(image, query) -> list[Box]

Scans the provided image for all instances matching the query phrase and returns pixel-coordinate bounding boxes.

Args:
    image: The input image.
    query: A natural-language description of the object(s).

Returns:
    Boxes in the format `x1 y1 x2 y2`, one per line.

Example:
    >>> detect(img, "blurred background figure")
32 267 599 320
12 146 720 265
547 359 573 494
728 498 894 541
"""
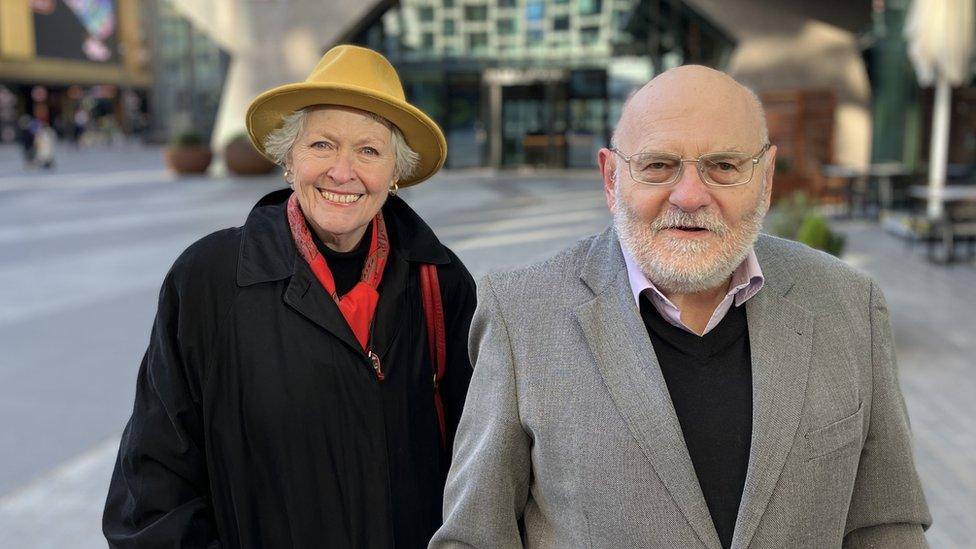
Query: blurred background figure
72 107 89 147
33 120 57 169
15 114 35 168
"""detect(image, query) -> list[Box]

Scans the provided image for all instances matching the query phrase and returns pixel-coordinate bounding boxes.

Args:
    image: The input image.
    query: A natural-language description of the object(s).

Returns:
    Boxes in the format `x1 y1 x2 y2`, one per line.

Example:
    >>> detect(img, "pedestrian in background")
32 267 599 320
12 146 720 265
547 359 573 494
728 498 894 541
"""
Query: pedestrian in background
433 66 930 548
33 121 57 170
16 115 35 168
104 45 476 547
72 107 89 147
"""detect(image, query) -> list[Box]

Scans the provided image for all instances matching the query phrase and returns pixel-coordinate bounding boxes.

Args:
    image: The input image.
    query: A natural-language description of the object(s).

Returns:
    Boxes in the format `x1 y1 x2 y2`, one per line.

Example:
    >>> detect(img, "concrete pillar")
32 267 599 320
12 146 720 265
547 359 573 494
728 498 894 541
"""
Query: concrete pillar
169 0 383 169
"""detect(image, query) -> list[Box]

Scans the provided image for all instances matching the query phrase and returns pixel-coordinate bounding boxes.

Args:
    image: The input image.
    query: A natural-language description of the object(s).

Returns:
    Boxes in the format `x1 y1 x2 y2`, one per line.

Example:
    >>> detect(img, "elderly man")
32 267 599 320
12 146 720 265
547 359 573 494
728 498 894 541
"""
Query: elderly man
431 66 930 548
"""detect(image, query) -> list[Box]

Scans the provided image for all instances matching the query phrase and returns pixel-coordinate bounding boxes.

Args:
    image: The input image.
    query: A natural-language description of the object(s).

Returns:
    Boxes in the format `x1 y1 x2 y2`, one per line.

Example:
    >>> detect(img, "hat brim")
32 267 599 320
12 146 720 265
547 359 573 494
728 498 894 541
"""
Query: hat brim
246 83 447 187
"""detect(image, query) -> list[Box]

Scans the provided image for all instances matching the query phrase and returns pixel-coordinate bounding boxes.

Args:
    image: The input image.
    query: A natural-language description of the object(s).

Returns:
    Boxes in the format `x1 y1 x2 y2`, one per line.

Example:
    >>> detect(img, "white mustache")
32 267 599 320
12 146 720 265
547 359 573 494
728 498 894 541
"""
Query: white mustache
650 209 728 235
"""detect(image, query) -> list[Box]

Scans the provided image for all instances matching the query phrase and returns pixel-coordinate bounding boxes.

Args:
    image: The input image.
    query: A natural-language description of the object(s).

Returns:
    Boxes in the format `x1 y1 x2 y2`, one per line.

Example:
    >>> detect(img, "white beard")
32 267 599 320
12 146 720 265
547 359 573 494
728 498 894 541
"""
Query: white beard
613 177 767 295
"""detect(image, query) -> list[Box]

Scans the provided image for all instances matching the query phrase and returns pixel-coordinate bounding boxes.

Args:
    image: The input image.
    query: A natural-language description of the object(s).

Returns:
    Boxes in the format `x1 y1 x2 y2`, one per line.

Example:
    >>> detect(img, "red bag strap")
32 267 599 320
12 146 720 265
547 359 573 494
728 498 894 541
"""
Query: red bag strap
420 264 448 449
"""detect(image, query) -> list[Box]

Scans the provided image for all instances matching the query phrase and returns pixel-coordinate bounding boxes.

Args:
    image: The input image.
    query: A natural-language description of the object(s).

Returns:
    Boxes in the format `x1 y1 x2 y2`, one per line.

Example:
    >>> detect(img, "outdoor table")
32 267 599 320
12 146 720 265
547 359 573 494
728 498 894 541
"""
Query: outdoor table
908 184 976 202
823 163 910 218
822 164 866 218
867 162 911 213
908 184 976 263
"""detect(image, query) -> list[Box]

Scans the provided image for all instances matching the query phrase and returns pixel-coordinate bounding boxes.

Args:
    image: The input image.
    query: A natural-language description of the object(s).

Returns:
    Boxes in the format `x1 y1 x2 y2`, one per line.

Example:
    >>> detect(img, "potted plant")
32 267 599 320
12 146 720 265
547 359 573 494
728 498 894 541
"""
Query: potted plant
795 214 846 257
164 132 212 174
224 132 277 175
766 191 846 256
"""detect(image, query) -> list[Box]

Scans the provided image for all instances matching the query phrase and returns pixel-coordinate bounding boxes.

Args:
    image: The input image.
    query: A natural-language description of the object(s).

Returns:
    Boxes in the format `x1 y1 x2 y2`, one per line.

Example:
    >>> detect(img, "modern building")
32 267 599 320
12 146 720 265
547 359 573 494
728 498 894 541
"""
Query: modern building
143 0 228 143
11 0 966 182
343 0 733 168
340 0 974 199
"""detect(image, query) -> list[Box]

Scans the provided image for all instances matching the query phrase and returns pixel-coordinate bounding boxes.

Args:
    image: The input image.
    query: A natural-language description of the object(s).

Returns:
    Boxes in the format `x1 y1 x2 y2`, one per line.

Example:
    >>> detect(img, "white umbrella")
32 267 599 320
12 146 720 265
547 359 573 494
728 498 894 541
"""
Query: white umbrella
905 0 975 219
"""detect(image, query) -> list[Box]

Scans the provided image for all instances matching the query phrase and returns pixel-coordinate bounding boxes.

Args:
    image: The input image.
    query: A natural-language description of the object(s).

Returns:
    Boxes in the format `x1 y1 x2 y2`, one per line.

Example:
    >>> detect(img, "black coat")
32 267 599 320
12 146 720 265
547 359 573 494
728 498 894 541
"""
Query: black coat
104 189 477 548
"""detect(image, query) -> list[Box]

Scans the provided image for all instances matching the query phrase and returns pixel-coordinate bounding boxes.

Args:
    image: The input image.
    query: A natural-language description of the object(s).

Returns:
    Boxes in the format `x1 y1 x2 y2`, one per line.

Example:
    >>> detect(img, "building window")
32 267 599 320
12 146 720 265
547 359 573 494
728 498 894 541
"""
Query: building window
498 0 517 7
465 5 488 21
443 19 456 35
444 0 455 7
553 16 569 31
422 32 435 49
468 32 489 52
613 10 630 32
525 1 544 22
578 0 602 15
418 7 435 21
527 29 544 45
580 26 600 44
497 18 517 35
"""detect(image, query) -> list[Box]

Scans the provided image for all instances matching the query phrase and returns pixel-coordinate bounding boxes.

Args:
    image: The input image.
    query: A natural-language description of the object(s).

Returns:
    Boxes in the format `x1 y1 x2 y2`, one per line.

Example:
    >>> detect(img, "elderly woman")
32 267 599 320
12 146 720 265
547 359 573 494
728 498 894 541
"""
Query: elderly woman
103 46 476 547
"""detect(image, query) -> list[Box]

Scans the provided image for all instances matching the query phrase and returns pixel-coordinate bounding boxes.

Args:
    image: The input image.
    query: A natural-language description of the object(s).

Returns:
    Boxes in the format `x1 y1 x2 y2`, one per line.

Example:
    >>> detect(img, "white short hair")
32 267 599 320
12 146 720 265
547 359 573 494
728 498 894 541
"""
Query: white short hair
263 106 420 182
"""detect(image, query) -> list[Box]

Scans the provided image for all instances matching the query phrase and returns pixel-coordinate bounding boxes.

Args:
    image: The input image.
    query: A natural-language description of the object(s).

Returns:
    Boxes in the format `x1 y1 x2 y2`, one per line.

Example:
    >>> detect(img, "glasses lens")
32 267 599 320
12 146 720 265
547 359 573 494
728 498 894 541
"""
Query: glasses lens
701 154 752 186
630 153 679 184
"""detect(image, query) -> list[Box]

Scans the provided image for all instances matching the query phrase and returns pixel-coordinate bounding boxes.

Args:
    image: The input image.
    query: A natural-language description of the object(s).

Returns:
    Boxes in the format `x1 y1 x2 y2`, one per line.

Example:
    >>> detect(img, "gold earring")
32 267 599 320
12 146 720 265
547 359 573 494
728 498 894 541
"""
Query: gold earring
284 170 293 187
389 182 399 196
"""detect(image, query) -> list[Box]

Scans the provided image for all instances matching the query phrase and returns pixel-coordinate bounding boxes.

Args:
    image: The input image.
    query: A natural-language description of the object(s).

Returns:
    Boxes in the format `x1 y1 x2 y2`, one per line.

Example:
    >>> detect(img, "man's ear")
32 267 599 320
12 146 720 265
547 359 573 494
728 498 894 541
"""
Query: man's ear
598 147 617 212
762 144 777 211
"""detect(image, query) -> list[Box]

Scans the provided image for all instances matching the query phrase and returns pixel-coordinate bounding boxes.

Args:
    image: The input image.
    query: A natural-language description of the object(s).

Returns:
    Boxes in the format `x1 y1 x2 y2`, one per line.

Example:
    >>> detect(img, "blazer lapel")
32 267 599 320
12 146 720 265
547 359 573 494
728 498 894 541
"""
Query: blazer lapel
731 244 813 549
575 229 723 549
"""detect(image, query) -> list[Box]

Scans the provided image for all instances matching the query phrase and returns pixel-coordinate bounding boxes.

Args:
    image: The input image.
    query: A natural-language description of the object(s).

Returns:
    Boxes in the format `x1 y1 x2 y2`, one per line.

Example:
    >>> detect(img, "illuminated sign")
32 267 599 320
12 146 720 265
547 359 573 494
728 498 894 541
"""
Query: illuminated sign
32 0 118 63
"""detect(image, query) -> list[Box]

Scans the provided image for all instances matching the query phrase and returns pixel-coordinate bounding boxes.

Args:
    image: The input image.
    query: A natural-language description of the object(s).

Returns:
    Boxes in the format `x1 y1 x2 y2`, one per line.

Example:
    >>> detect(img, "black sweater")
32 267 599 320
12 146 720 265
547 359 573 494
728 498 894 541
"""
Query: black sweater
639 294 753 549
314 223 372 297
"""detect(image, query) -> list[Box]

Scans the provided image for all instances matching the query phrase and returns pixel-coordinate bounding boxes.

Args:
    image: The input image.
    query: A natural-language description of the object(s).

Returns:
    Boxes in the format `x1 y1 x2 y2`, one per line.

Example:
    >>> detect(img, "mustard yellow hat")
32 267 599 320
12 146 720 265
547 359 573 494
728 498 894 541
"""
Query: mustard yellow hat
246 45 447 187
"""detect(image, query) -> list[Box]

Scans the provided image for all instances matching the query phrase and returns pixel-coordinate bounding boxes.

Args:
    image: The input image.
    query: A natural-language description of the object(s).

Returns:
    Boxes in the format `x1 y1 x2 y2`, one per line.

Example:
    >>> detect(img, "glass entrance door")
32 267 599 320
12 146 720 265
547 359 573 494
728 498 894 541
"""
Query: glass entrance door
500 83 566 167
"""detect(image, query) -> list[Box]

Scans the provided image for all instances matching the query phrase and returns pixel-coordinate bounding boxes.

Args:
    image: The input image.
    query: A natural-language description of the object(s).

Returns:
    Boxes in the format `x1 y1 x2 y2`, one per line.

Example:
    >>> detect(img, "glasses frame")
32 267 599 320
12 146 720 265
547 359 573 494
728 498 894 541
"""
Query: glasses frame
610 142 771 187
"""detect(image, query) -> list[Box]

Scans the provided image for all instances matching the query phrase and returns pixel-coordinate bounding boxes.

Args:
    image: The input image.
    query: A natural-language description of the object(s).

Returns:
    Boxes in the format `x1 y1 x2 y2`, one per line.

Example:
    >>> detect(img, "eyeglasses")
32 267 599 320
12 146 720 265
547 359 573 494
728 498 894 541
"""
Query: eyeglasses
610 143 771 187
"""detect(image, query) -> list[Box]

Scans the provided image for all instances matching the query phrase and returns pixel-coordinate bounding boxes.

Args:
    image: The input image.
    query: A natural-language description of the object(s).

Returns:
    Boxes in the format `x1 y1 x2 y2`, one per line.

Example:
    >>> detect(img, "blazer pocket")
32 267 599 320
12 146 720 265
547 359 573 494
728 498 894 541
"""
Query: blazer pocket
804 402 864 461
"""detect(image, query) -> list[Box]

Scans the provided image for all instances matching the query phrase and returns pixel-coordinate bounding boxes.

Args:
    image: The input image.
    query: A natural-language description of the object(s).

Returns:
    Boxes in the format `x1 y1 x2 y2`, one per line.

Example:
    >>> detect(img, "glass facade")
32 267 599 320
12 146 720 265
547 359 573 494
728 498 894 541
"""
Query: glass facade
347 0 733 168
147 0 229 142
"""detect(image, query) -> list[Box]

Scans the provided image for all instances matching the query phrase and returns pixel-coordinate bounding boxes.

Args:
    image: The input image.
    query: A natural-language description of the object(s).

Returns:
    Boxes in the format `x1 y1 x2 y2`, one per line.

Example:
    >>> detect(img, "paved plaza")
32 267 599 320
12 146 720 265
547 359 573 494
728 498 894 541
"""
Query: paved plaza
0 145 973 547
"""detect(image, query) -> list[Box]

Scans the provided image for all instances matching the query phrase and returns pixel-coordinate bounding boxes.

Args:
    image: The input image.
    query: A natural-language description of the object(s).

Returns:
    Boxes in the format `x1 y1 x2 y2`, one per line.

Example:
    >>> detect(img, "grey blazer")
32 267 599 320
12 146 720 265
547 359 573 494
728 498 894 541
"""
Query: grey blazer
431 229 930 549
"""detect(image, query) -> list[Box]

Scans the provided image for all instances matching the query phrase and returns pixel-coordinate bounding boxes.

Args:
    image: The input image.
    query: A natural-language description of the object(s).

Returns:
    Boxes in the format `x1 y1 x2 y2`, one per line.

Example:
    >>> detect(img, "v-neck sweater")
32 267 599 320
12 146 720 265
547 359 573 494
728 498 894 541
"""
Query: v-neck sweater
639 292 753 549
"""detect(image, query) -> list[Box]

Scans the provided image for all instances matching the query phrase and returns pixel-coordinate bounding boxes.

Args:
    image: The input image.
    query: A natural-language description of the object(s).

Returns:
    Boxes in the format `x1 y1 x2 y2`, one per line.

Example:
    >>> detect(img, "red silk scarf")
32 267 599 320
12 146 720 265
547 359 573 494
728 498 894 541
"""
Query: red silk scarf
287 193 389 350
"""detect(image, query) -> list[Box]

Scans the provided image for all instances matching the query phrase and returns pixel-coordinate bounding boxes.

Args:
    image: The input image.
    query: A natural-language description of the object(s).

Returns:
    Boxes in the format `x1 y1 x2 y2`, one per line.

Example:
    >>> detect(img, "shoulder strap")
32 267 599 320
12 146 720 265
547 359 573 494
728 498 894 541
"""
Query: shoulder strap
420 263 448 449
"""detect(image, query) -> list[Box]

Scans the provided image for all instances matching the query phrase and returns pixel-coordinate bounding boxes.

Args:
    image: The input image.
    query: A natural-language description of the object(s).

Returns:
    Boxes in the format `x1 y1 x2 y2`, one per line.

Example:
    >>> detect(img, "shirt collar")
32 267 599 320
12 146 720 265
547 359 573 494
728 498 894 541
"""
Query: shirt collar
621 240 765 310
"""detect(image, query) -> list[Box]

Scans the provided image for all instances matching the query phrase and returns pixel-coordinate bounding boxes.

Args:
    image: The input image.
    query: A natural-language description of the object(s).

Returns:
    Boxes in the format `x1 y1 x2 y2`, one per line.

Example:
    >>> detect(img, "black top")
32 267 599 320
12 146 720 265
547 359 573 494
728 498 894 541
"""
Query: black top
639 294 753 549
314 223 372 297
104 190 477 548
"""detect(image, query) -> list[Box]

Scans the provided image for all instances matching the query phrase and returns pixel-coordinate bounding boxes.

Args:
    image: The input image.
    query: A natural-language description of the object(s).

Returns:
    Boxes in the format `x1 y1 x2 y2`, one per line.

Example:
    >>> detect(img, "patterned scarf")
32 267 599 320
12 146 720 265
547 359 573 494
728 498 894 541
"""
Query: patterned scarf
287 193 389 350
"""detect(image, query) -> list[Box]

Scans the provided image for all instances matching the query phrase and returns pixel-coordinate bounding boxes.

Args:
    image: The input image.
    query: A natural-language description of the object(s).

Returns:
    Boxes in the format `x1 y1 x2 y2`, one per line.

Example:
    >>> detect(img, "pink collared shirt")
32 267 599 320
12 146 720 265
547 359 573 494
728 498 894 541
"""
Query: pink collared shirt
621 243 765 336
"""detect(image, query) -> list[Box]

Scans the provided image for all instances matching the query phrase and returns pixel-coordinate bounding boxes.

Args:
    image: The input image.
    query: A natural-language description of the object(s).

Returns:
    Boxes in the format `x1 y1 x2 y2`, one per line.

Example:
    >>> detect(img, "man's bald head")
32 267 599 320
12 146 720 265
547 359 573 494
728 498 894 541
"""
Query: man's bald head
611 65 768 153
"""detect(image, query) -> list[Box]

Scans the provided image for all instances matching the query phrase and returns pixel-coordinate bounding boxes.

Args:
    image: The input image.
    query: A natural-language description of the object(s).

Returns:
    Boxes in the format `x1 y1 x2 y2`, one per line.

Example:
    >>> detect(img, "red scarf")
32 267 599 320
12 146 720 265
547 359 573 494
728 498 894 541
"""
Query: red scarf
287 193 389 350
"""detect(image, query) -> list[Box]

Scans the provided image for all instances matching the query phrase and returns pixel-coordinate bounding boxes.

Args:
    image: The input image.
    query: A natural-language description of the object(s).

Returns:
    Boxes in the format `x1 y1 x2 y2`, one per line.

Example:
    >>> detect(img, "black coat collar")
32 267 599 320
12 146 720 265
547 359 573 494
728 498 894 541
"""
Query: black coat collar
237 188 450 287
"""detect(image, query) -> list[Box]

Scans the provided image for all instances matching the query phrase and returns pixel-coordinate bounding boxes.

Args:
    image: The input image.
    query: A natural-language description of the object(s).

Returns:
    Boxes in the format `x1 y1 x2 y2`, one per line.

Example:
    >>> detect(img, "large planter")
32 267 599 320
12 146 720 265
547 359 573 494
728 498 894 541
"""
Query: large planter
224 137 276 175
164 146 213 174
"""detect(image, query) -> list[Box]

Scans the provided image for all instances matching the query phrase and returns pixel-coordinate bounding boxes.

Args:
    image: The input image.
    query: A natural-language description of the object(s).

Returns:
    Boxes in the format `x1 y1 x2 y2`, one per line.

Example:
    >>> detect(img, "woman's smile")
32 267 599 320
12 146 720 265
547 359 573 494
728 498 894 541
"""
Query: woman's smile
317 187 364 205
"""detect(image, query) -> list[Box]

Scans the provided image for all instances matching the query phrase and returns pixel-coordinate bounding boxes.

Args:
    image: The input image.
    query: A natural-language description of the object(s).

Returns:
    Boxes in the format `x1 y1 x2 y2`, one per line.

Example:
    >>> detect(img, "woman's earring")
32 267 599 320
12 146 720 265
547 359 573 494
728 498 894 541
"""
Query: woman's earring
389 181 399 196
284 169 293 188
